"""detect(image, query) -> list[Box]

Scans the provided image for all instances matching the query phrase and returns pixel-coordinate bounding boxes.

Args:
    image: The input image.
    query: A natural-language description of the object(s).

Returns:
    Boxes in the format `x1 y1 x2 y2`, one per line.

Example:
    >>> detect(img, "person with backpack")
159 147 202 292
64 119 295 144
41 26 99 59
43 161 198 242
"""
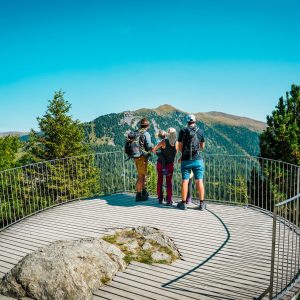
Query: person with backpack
125 117 153 201
177 114 206 210
152 128 178 205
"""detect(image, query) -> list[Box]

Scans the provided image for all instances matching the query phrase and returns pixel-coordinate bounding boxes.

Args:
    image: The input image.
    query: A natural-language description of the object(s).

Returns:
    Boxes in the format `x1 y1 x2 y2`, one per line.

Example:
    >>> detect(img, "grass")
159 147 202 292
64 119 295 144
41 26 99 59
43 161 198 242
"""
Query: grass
136 250 153 264
100 275 110 285
102 235 117 244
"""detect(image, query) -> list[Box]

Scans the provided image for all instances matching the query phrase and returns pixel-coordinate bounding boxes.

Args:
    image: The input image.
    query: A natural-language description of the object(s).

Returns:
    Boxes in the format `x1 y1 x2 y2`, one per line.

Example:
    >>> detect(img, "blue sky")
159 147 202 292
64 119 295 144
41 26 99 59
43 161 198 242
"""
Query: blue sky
0 0 299 131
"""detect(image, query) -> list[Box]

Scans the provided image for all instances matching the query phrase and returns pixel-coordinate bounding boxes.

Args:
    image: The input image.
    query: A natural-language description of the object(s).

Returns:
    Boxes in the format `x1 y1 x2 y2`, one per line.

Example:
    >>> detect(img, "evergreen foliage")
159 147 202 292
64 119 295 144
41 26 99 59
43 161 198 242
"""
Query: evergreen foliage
0 91 100 227
0 136 21 171
260 84 300 165
249 85 300 212
28 90 86 161
146 162 158 194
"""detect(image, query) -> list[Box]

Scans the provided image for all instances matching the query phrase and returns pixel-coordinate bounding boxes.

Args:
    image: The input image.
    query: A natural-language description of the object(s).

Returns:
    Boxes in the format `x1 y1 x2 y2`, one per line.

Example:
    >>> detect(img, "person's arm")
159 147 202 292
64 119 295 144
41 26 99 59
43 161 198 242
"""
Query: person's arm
199 130 205 150
178 142 183 153
144 131 153 151
177 130 184 163
177 142 183 163
152 140 165 153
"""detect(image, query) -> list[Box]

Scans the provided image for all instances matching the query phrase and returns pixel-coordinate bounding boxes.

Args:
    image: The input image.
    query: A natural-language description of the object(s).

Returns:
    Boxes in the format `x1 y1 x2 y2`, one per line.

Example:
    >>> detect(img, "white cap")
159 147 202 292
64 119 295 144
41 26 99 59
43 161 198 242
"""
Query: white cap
186 114 196 123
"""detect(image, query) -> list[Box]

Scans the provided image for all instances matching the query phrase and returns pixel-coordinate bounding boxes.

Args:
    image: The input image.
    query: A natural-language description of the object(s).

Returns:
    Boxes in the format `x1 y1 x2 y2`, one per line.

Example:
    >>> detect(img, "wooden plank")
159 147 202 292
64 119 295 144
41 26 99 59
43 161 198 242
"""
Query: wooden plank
94 282 156 300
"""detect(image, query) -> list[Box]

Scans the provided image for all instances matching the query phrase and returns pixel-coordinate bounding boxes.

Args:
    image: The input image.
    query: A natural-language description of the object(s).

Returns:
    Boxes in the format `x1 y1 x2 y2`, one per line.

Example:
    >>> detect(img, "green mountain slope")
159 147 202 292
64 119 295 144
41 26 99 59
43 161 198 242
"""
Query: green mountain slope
83 105 265 156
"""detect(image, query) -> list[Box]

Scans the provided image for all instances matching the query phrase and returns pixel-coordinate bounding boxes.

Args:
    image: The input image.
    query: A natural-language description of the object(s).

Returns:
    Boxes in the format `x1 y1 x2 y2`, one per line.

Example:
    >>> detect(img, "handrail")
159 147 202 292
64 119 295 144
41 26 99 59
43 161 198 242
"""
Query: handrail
0 151 123 174
276 193 300 207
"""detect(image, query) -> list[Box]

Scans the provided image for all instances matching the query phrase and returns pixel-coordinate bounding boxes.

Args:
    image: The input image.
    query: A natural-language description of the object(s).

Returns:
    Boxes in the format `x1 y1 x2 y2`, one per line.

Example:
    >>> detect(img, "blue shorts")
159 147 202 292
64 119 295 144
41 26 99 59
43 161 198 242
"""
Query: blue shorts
181 159 205 180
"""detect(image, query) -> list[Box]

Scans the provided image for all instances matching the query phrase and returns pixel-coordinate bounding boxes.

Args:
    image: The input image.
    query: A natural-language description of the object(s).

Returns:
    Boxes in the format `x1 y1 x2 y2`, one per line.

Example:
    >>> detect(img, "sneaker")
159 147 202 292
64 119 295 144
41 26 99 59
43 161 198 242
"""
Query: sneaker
158 198 163 204
136 192 143 201
166 201 173 206
199 201 207 211
142 189 149 196
141 189 149 201
136 192 147 201
177 201 187 210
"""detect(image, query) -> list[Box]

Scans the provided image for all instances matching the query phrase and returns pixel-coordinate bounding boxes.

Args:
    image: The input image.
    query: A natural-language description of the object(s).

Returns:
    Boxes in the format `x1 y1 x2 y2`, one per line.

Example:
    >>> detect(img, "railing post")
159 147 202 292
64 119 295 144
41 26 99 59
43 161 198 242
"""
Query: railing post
269 205 278 300
297 167 300 199
122 151 126 192
245 157 249 207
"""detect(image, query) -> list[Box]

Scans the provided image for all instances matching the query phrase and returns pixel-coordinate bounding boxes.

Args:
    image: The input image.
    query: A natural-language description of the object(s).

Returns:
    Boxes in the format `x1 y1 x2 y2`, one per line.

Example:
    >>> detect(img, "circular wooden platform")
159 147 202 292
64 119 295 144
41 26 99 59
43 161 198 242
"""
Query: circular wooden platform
0 194 299 300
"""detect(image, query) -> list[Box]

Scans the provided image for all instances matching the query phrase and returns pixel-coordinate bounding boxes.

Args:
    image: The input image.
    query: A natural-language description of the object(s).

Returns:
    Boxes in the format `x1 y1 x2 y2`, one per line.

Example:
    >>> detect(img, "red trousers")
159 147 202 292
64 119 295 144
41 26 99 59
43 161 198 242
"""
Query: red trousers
156 161 174 202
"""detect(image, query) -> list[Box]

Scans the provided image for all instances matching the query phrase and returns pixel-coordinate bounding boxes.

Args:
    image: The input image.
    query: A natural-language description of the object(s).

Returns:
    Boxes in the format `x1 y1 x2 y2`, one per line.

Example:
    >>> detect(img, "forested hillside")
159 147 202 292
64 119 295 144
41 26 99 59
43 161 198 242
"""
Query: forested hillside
83 105 265 156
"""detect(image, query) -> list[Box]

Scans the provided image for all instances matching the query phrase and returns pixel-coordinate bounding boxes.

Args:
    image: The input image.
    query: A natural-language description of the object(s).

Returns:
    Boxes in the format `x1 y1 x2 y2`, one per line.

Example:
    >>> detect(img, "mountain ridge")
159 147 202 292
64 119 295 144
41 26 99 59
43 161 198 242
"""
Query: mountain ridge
0 105 265 157
0 132 29 137
84 104 265 156
104 104 266 132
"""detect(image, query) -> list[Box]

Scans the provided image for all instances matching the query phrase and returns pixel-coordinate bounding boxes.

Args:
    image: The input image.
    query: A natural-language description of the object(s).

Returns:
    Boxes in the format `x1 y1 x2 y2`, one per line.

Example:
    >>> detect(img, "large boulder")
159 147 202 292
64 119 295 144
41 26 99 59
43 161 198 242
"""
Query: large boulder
0 238 126 300
0 226 180 300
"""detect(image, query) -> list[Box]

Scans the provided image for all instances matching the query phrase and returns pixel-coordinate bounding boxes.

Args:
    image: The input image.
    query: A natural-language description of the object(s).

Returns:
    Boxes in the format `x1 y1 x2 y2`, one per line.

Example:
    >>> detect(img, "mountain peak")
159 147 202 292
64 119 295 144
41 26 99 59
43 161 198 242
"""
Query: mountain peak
135 104 181 115
154 104 179 113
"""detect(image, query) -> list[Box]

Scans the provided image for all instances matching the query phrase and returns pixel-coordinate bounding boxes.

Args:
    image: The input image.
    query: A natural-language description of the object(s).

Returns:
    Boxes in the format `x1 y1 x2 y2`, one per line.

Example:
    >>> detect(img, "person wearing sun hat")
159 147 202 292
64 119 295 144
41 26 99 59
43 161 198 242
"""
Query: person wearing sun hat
134 117 153 201
177 114 206 210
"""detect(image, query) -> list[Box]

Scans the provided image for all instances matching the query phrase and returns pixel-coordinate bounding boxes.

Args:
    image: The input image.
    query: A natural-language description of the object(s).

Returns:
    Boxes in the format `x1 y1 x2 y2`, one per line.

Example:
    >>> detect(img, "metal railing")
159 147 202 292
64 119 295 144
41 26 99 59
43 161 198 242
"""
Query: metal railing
0 151 299 299
0 151 125 229
270 193 300 299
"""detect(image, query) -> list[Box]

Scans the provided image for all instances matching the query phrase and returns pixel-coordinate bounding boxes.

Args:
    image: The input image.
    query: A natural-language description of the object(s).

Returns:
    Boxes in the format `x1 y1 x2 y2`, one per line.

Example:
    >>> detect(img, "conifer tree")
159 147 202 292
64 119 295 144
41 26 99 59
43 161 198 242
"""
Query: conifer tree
28 90 86 160
260 84 300 165
22 91 99 207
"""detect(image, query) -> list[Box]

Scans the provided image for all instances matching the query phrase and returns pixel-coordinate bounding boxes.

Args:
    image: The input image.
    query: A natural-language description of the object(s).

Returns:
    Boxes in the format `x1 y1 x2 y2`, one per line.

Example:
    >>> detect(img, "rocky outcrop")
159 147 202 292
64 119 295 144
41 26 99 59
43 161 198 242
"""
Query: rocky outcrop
0 226 180 300
0 238 126 300
103 226 180 264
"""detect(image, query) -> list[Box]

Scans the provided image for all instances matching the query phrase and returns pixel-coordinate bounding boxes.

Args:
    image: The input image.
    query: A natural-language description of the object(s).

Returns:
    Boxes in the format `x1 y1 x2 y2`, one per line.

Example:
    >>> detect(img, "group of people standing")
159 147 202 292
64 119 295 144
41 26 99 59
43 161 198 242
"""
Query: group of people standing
125 114 206 211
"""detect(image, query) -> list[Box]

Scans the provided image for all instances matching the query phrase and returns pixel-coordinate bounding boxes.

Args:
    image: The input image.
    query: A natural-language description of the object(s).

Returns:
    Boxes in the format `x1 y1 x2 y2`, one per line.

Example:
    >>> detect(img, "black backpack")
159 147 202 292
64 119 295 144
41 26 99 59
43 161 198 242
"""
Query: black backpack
182 126 200 160
124 130 146 158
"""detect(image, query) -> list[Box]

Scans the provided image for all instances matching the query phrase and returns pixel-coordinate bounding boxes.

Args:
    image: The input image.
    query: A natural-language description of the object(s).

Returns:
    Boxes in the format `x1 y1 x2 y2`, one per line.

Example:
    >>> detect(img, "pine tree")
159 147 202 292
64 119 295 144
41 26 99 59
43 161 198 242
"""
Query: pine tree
248 84 300 213
260 84 300 165
0 91 101 227
28 90 86 160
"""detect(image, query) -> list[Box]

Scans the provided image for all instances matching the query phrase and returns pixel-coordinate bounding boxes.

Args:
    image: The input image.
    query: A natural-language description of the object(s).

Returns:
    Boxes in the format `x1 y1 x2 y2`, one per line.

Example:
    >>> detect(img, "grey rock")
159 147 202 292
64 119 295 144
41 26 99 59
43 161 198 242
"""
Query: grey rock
0 295 21 300
116 236 133 244
151 251 171 262
0 226 180 300
124 240 139 252
0 238 126 300
135 226 180 256
142 242 152 250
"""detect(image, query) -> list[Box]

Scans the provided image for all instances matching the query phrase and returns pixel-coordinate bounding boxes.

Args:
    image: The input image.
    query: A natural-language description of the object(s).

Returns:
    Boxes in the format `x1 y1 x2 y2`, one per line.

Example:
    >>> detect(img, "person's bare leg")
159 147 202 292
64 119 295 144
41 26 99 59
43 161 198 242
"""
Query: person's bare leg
136 175 144 192
195 179 205 201
142 175 146 190
181 180 189 202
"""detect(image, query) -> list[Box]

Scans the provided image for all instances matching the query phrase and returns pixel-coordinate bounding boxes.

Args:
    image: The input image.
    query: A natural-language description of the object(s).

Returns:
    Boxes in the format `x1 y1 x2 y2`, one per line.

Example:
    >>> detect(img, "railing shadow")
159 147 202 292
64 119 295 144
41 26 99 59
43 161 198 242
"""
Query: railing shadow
161 208 231 290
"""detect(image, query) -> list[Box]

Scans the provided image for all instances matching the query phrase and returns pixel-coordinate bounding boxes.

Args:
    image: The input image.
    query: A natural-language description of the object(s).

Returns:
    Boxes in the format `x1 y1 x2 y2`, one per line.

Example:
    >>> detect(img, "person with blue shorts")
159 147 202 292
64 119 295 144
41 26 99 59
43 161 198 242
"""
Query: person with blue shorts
177 114 206 210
